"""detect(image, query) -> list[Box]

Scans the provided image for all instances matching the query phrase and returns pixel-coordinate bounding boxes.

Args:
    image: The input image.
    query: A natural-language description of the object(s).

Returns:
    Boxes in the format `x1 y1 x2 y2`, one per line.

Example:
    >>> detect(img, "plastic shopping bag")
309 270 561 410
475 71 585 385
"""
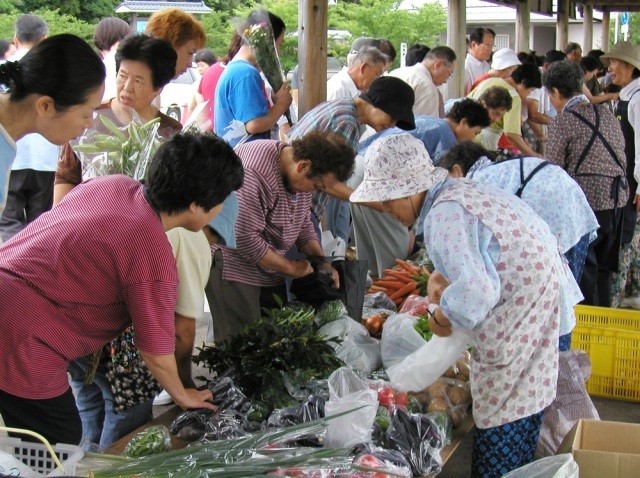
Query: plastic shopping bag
319 318 382 375
380 313 426 369
386 328 473 392
324 367 378 448
501 454 579 478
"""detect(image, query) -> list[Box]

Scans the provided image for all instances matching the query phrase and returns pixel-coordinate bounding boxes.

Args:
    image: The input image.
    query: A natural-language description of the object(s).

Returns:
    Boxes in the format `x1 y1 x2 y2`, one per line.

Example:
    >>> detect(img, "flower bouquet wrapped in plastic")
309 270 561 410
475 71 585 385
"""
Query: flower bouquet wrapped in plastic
243 20 293 126
73 114 162 181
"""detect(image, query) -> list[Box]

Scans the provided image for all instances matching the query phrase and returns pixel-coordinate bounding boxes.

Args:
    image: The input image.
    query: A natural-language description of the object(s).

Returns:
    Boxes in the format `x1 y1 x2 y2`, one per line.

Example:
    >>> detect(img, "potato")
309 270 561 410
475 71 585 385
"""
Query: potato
443 366 457 378
456 359 471 377
427 380 449 399
450 407 467 428
448 385 472 406
427 397 448 413
455 373 469 382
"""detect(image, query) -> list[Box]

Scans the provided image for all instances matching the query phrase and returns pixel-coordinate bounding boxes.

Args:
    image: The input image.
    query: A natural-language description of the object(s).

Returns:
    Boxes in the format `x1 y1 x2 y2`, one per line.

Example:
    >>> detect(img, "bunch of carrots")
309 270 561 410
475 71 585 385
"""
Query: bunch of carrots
367 259 431 307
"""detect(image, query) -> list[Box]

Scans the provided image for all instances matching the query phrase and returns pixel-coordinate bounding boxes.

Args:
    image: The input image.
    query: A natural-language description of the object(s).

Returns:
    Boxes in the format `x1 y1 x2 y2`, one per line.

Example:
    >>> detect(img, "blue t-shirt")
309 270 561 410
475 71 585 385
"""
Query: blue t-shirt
0 124 17 215
358 116 457 165
214 59 269 148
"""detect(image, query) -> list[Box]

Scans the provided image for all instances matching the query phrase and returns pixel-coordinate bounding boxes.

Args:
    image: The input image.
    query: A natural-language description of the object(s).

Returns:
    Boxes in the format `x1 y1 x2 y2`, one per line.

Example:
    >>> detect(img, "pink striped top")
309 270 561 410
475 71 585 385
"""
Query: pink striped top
0 176 178 399
214 140 318 287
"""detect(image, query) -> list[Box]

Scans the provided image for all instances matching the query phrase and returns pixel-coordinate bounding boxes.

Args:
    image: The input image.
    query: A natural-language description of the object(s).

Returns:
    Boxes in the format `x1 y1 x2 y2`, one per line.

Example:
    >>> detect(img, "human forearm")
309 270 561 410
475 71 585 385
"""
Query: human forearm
256 248 313 277
506 133 542 158
140 351 214 410
174 313 196 389
245 108 287 134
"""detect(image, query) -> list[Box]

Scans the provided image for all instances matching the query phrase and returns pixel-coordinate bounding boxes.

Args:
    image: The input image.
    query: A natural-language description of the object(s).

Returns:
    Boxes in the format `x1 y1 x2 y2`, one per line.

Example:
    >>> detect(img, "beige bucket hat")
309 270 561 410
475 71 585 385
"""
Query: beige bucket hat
600 41 640 71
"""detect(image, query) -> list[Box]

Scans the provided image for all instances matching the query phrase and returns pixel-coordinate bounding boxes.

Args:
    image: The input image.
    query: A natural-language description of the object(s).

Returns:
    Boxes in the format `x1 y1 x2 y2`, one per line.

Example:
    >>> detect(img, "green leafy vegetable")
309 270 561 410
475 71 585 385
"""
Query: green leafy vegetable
414 315 433 342
123 425 171 458
194 305 344 412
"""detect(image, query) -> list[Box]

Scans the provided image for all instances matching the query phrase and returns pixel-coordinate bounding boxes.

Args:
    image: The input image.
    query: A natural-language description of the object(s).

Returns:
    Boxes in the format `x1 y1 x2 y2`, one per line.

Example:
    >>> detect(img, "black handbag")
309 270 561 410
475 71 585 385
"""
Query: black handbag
290 271 342 308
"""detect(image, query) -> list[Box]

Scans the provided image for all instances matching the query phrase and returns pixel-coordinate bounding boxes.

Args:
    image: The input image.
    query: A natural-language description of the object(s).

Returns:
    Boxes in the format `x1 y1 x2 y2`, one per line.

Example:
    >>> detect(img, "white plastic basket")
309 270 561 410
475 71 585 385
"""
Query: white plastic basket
0 427 83 477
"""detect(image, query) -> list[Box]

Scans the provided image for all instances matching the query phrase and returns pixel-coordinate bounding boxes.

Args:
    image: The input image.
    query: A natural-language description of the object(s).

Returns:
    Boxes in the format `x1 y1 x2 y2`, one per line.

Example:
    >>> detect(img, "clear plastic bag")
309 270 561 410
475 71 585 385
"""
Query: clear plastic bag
386 328 473 392
319 318 382 375
398 295 431 316
315 300 348 327
424 378 472 428
324 367 379 448
380 313 425 368
267 395 325 428
123 425 171 457
385 408 448 476
363 292 397 311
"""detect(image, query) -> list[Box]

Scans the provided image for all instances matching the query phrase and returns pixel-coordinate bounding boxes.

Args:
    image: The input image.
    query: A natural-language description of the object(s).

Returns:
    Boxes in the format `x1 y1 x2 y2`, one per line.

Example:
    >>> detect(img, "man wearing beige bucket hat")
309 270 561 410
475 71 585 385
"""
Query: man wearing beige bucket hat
351 133 580 477
600 41 640 306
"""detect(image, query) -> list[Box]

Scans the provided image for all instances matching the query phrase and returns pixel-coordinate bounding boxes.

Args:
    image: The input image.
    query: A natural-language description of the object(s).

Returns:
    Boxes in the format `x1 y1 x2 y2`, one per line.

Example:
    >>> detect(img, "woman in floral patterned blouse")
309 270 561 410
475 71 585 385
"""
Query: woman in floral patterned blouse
351 133 581 478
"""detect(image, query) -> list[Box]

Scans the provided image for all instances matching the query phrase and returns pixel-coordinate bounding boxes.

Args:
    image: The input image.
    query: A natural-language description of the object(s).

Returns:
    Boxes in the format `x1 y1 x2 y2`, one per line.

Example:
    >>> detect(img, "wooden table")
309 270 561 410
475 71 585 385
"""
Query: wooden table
105 405 474 467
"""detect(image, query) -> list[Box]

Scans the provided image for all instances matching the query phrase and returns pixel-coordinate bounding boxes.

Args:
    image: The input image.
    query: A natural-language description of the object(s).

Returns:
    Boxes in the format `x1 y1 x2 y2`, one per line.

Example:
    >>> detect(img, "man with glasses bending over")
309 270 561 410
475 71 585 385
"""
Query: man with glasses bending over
390 46 456 118
465 27 496 94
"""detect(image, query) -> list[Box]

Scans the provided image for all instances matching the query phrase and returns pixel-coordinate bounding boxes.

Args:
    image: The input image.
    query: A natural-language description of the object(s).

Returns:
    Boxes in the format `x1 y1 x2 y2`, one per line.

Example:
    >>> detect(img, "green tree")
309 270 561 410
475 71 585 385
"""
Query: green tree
20 0 117 23
0 8 94 43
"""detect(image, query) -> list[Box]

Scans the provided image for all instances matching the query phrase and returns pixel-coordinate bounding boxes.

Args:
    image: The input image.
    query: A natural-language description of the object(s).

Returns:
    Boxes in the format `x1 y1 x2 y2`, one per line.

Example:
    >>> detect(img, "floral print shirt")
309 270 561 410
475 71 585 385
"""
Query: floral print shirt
422 177 579 427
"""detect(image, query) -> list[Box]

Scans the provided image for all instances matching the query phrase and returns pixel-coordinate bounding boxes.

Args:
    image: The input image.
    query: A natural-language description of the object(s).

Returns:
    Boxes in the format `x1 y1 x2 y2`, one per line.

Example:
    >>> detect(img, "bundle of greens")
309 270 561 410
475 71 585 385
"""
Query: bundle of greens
243 20 292 126
92 417 355 478
194 304 344 412
73 115 162 181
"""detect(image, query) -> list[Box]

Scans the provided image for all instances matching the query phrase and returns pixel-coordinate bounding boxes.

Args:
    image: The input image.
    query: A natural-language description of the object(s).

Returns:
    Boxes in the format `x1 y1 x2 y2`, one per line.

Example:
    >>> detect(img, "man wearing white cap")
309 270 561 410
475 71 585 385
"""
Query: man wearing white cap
350 133 579 478
600 41 640 307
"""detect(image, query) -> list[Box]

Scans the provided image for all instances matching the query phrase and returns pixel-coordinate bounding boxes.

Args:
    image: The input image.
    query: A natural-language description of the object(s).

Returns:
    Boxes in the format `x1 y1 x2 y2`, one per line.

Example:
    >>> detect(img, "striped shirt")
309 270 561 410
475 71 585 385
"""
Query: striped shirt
0 176 178 399
287 98 362 218
213 140 317 287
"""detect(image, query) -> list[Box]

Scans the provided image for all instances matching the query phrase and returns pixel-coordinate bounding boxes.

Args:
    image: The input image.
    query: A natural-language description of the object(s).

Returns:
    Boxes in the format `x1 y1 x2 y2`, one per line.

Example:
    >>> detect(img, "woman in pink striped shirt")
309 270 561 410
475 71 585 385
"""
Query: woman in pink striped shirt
207 132 355 341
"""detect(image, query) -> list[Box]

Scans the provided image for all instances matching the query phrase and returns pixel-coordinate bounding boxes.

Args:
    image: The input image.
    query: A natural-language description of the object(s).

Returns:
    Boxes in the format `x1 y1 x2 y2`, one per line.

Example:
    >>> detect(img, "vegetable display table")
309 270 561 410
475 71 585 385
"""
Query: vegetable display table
102 405 475 474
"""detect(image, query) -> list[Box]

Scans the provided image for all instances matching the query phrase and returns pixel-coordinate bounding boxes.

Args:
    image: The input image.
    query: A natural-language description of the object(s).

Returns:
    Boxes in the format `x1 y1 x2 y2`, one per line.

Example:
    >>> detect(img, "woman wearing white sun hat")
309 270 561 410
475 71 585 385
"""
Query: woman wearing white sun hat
350 133 581 478
600 41 640 307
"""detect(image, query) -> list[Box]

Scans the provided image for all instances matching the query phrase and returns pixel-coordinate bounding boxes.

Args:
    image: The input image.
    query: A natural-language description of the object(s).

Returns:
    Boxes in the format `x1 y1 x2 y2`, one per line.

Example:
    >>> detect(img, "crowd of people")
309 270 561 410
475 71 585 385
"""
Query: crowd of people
0 9 638 478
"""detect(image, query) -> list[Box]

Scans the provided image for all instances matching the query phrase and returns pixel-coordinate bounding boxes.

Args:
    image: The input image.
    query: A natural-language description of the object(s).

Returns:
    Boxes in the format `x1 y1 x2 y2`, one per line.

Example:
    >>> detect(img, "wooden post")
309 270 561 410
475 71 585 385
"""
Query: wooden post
515 0 531 53
445 0 466 101
583 5 593 52
298 0 328 118
556 0 569 51
601 7 611 52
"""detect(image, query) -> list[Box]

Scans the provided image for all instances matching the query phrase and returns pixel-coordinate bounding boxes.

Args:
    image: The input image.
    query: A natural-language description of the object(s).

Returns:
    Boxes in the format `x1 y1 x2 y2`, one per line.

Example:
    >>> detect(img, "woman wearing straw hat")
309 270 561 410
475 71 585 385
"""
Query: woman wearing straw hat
600 41 640 307
350 133 581 478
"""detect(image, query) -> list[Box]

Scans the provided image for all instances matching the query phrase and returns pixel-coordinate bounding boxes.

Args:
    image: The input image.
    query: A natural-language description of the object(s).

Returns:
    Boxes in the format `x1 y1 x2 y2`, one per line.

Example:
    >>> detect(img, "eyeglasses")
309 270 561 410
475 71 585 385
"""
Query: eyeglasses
480 43 497 52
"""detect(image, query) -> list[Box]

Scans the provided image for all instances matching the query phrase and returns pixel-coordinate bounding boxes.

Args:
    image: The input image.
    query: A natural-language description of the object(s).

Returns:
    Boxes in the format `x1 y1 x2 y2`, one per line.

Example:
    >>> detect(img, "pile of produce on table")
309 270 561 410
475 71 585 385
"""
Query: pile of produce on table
99 256 474 477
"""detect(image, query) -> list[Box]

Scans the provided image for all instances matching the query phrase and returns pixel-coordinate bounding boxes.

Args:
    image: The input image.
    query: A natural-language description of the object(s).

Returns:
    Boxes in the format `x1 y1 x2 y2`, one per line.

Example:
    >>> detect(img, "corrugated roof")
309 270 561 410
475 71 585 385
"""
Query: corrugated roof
115 0 212 14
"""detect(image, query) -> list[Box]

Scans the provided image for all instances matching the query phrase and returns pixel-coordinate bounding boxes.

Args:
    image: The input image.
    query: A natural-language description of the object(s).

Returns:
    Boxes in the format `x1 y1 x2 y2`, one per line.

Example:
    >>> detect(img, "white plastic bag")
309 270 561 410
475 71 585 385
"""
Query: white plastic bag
321 230 346 259
324 367 378 448
380 313 425 368
386 328 473 392
501 454 579 478
319 318 382 374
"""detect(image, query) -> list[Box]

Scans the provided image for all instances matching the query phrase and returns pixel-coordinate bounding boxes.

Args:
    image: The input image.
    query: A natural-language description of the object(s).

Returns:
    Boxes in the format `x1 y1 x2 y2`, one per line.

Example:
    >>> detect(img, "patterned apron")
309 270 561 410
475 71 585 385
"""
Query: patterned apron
433 181 560 428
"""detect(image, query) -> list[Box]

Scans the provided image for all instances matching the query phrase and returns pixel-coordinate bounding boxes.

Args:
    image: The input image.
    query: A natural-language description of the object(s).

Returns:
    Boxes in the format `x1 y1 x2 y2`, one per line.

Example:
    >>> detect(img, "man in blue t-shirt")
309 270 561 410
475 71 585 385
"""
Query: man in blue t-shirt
214 56 291 148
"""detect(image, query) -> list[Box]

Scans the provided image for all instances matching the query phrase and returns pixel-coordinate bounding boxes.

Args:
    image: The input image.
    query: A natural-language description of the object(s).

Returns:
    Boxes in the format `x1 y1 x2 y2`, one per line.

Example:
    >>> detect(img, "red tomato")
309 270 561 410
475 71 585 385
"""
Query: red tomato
377 386 396 407
395 392 409 409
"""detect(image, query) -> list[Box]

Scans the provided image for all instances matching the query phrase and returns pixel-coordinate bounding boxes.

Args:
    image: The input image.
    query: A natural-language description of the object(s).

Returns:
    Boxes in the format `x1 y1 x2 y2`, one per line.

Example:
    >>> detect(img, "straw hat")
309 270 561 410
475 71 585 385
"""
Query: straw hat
350 133 447 203
600 41 640 71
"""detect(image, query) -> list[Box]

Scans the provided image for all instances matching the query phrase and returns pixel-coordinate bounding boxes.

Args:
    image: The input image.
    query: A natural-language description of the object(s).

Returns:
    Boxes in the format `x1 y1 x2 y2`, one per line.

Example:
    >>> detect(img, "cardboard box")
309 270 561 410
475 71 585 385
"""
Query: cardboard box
557 419 640 477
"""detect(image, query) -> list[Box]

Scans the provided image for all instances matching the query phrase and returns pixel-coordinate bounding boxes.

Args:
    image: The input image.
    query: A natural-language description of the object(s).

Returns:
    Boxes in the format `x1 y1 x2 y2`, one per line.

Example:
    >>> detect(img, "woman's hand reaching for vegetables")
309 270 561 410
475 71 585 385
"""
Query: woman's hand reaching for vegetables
428 306 453 337
427 270 450 305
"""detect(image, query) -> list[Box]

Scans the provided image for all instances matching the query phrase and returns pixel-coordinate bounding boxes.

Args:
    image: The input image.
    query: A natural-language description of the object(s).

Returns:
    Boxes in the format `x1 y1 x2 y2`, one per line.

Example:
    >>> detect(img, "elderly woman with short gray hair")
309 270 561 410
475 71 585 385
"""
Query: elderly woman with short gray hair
544 59 628 307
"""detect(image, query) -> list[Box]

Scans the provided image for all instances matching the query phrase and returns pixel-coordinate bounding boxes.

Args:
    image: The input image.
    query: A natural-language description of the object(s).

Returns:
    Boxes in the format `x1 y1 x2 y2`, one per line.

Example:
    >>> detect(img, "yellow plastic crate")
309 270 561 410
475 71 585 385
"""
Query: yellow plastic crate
571 305 640 402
